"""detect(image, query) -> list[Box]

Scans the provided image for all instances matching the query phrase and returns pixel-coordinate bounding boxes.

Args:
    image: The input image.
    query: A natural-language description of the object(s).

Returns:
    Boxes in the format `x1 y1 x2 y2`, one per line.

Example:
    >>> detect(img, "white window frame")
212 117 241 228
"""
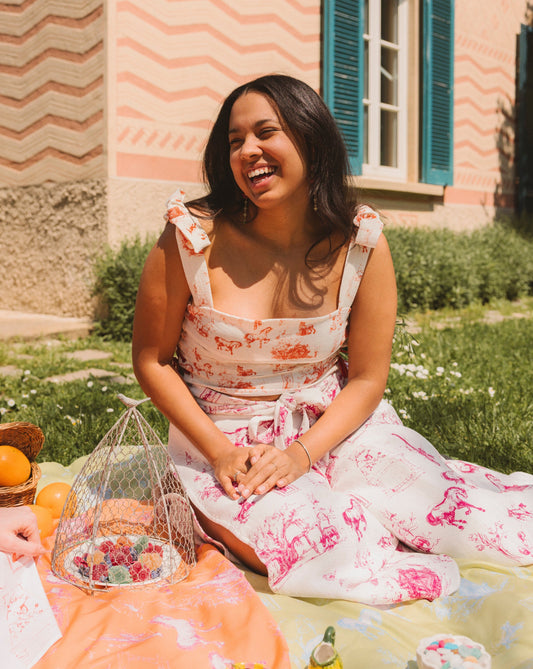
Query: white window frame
362 0 408 181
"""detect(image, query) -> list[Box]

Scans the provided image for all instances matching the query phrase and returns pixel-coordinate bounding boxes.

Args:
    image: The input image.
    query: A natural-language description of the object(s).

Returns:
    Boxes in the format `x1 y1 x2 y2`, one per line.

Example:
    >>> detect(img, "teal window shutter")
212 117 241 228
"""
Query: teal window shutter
323 0 364 174
421 0 455 185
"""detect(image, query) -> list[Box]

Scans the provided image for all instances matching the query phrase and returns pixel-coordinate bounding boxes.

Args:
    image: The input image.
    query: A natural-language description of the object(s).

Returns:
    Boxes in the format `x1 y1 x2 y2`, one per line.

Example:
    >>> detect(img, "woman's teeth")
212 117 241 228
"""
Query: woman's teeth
248 166 276 182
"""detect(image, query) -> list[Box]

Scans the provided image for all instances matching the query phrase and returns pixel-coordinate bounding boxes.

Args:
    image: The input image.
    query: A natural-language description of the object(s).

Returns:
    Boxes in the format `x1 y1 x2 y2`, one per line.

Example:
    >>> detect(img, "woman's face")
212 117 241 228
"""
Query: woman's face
228 92 309 212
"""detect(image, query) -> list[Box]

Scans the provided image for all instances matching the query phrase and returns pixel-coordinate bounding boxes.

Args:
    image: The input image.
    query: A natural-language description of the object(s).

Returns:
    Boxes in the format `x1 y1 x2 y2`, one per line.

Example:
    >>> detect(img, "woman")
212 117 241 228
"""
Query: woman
132 75 533 605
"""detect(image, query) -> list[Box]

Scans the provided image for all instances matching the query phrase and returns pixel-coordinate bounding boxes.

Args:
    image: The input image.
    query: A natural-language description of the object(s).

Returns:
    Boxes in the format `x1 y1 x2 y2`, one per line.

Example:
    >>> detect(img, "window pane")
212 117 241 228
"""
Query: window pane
381 0 398 44
380 108 397 167
364 39 369 99
381 46 397 105
363 104 369 164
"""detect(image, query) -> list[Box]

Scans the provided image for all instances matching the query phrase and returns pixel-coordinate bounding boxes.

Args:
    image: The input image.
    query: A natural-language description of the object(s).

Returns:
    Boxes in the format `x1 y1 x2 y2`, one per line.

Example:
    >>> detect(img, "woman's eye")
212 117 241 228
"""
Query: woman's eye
229 137 242 147
260 128 277 137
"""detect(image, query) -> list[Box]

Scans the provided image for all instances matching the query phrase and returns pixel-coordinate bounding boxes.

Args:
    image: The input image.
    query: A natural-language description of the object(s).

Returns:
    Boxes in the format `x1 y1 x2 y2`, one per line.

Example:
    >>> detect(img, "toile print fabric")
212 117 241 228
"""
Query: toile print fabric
166 190 533 606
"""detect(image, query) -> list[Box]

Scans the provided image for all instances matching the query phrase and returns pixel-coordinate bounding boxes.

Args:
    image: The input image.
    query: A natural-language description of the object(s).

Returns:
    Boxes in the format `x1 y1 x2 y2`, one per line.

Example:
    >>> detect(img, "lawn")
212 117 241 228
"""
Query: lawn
0 302 532 474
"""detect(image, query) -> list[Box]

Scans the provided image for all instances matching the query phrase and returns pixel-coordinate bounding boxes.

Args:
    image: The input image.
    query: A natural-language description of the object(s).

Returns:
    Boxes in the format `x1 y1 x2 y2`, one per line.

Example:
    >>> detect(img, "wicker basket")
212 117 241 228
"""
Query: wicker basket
0 422 44 507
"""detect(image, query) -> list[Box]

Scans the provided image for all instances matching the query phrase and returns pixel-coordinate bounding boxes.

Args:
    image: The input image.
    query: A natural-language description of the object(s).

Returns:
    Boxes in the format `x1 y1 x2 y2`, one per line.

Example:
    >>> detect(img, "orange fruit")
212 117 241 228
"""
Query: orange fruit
27 504 54 539
0 445 31 486
36 482 72 519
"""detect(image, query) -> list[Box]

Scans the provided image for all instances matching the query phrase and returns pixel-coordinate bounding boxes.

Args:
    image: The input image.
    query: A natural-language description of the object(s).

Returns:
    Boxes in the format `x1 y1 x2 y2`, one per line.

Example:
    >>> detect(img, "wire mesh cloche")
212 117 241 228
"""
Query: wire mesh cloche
52 395 196 592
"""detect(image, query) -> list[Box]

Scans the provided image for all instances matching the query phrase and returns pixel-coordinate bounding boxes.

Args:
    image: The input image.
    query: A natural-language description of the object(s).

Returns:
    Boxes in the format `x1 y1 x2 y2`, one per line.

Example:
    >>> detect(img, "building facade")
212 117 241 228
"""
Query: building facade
0 0 530 316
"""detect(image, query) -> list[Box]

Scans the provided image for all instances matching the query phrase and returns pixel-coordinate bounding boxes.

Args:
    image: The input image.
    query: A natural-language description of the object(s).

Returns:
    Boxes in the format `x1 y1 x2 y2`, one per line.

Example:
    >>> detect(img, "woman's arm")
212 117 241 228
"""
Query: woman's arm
132 223 250 500
238 234 397 497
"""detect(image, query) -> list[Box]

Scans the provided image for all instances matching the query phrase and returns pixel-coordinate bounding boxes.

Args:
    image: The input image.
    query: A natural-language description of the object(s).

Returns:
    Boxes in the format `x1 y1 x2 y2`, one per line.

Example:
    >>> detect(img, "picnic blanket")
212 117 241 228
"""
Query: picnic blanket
36 460 533 668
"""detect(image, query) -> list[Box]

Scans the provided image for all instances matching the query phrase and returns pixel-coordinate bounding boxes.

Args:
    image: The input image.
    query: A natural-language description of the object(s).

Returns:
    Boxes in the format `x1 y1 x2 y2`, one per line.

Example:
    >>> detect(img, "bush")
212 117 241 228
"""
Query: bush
386 223 533 313
92 236 155 341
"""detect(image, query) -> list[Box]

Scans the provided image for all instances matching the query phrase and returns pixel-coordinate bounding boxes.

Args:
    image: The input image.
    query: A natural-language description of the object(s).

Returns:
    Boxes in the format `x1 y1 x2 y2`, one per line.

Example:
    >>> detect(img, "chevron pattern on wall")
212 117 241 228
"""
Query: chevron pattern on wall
0 0 105 186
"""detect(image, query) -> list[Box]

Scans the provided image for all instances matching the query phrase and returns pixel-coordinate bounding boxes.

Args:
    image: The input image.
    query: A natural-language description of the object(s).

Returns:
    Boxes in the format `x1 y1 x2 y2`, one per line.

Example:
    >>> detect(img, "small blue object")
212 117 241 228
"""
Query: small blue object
445 643 458 649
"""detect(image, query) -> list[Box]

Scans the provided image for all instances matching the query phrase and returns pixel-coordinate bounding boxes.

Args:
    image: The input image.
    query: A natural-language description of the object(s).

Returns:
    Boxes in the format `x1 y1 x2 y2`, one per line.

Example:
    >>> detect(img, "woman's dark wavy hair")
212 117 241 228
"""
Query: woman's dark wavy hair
187 74 357 258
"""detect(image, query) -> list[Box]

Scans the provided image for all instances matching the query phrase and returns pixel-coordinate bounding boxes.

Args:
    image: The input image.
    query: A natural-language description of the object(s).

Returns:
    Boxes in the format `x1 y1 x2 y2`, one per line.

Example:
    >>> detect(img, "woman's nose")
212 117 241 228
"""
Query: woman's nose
240 134 261 159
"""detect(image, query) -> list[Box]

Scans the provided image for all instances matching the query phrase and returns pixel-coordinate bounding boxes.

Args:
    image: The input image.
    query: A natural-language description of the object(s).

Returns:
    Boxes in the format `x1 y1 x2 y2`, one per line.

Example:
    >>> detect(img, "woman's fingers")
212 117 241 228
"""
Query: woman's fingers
213 448 252 500
238 447 303 498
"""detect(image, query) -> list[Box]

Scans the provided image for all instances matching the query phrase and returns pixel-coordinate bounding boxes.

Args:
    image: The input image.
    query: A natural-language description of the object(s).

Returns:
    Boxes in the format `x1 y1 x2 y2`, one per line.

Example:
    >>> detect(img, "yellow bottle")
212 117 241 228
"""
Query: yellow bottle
308 626 343 668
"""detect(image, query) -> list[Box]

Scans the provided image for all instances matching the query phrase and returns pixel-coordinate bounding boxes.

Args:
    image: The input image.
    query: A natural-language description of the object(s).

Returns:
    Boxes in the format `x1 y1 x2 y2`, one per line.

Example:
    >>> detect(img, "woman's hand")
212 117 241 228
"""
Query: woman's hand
0 506 46 558
236 442 309 499
212 447 254 500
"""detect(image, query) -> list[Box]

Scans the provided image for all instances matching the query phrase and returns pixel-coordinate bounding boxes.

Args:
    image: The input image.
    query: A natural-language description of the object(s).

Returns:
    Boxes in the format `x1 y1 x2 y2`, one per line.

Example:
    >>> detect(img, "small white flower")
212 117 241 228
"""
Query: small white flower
7 399 16 407
406 371 414 378
412 340 420 346
22 393 29 399
452 361 458 367
102 386 108 393
488 387 496 398
384 388 391 394
420 353 426 359
30 389 37 395
24 369 31 376
436 366 445 375
87 381 94 388
106 407 114 413
21 403 28 409
412 390 429 400
56 403 63 410
450 371 462 378
0 407 8 415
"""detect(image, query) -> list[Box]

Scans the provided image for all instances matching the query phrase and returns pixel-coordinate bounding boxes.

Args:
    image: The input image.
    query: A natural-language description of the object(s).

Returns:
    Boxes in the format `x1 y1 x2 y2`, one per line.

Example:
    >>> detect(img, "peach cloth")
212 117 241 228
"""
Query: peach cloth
34 541 289 669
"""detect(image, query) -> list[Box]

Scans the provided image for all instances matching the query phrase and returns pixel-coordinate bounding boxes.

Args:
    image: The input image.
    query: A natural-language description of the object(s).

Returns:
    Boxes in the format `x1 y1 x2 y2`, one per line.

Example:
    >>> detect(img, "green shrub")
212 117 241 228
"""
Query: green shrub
386 224 533 313
92 236 155 341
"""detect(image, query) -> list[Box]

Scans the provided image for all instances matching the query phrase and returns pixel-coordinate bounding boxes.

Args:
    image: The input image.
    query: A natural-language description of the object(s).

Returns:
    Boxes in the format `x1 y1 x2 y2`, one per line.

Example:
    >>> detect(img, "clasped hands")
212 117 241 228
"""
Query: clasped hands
214 442 309 501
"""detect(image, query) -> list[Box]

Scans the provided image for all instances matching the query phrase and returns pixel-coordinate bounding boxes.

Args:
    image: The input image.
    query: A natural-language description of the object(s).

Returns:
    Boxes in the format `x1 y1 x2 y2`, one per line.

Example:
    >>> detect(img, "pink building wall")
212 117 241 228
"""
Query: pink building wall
108 0 321 184
447 0 526 212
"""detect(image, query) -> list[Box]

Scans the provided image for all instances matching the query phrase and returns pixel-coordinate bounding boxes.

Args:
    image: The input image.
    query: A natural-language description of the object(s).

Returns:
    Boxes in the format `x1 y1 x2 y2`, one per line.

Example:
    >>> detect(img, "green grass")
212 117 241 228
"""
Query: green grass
389 316 533 474
0 312 532 473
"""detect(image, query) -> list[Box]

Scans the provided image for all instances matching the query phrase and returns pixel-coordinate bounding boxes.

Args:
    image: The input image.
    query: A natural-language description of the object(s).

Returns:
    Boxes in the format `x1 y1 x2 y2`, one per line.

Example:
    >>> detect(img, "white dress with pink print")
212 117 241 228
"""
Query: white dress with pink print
165 190 533 606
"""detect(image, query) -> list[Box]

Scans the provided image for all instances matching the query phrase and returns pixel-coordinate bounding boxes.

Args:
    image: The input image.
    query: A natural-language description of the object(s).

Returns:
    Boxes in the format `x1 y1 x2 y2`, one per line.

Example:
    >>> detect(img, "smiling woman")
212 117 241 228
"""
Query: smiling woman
131 74 533 606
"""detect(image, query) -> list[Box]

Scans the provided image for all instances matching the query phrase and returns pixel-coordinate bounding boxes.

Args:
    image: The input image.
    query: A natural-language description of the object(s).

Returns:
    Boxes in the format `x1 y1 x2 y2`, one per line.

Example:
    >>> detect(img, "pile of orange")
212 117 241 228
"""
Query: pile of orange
29 481 73 539
0 442 73 540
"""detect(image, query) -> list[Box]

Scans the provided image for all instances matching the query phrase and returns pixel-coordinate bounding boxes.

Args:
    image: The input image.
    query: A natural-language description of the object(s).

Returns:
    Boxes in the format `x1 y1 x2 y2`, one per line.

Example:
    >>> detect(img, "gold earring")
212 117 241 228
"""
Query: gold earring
313 193 318 212
242 198 248 224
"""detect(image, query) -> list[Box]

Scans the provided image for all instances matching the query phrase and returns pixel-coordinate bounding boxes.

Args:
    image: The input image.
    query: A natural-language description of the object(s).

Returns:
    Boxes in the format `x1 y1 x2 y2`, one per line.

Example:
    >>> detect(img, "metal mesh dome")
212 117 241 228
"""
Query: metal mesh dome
52 395 196 592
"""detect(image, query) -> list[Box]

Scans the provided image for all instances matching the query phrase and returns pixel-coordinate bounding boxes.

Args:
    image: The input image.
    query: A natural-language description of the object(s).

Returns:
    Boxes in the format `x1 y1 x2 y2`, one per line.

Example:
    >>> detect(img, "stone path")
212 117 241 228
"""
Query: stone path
1 346 136 386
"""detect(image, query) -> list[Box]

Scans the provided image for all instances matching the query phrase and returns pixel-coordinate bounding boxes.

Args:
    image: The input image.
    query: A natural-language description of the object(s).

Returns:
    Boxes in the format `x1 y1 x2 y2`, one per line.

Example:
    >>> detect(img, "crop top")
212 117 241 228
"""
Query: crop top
165 190 383 397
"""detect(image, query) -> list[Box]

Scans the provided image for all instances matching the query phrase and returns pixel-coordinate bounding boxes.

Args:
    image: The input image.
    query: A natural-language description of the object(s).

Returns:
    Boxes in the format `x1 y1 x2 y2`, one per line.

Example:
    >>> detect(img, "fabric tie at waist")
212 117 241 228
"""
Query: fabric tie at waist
194 371 343 449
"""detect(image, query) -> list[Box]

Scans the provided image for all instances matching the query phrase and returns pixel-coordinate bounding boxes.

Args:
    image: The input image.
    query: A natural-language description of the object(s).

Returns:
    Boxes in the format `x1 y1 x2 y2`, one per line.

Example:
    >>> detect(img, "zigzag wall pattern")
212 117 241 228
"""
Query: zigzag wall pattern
0 0 105 186
448 0 525 206
112 0 321 182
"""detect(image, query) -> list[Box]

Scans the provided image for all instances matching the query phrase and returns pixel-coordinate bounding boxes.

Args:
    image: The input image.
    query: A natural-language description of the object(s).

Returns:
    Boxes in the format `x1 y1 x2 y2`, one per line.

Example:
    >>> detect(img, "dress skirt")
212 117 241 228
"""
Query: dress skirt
168 371 533 605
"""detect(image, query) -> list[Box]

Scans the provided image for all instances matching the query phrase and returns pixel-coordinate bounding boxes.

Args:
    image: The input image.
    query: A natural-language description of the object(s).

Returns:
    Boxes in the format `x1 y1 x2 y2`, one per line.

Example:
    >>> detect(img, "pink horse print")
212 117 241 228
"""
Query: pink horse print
426 487 485 529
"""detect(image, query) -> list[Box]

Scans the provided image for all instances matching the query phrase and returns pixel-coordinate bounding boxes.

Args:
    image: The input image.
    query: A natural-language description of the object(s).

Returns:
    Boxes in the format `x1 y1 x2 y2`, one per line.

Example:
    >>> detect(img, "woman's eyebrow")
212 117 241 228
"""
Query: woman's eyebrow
228 118 279 135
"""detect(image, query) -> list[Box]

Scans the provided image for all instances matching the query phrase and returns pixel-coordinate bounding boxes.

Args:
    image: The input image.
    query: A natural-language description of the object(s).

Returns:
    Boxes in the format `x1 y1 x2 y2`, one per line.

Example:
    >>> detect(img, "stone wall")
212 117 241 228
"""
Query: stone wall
0 179 107 317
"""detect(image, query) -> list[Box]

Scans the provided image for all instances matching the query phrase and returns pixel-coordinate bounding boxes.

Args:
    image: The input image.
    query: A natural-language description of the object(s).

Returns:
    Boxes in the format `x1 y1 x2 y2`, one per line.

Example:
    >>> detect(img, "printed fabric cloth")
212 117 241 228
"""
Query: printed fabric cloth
34 539 290 669
166 190 533 606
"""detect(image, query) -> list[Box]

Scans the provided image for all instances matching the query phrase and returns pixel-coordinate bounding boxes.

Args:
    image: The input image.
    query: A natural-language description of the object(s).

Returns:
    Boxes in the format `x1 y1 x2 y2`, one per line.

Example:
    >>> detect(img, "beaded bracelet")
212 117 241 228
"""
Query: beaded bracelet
293 438 312 473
